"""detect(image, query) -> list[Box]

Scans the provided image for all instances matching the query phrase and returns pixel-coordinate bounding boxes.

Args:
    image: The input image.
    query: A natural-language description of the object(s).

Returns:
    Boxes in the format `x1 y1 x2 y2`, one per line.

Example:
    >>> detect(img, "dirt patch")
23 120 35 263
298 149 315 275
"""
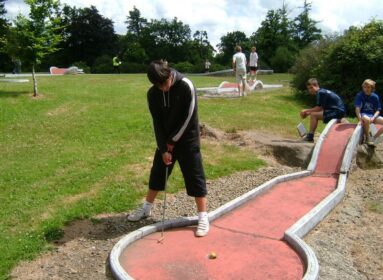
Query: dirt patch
10 130 383 280
305 168 383 280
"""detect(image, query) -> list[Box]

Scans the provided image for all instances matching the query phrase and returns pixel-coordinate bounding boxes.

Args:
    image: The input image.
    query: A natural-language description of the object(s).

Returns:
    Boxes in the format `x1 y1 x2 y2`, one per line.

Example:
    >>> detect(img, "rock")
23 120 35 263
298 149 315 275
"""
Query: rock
240 131 314 168
356 144 383 169
271 142 313 168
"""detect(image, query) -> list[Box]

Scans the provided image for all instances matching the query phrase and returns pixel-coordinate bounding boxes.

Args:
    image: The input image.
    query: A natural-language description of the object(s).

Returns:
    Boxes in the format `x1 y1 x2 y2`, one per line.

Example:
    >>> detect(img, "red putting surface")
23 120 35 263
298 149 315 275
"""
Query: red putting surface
119 123 356 279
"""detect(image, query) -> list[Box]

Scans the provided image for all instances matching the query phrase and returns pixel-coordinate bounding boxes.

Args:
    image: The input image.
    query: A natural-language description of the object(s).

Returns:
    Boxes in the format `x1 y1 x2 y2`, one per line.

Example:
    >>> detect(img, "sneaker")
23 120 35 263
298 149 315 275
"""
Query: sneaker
195 217 209 237
127 207 151 222
303 133 314 142
366 135 374 146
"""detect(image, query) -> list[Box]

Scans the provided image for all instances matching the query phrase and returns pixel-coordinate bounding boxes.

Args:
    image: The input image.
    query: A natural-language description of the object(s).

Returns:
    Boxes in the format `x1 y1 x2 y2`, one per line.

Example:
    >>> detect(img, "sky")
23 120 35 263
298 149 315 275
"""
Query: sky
4 0 382 49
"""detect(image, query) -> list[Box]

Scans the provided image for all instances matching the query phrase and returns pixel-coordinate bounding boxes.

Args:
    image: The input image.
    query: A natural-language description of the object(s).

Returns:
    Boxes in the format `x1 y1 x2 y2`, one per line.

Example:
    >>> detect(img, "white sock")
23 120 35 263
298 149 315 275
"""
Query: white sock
143 200 153 210
198 212 208 220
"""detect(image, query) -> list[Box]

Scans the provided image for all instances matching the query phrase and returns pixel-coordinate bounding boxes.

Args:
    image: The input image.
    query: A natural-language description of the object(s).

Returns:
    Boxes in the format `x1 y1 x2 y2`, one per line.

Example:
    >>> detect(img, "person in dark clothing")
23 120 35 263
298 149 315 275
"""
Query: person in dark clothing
300 78 346 142
128 60 209 237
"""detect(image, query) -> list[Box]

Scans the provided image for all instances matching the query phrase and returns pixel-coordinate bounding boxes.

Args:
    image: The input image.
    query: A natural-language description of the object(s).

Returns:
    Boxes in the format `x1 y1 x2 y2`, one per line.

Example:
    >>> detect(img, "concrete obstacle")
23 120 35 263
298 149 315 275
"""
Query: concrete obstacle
50 66 84 75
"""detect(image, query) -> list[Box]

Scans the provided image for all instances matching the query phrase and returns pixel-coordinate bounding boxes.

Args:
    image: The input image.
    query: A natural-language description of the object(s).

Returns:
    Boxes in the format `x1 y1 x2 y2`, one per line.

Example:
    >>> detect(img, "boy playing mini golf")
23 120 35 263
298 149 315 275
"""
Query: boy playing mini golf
128 60 209 237
300 78 346 142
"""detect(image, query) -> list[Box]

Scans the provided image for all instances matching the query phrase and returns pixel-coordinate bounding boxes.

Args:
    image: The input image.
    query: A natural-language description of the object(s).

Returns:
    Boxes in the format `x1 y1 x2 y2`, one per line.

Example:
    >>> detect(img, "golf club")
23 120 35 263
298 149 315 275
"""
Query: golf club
157 166 169 244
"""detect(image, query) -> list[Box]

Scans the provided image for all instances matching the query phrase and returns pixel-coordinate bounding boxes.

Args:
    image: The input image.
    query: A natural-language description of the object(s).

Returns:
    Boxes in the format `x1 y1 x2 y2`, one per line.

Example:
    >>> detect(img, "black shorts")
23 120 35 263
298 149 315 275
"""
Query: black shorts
250 66 257 71
149 144 207 197
323 109 345 123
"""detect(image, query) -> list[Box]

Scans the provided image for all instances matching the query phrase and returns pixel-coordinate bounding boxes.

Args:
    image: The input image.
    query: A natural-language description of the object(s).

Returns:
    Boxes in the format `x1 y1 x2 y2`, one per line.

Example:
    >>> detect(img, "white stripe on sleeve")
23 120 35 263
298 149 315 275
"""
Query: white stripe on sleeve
172 78 195 142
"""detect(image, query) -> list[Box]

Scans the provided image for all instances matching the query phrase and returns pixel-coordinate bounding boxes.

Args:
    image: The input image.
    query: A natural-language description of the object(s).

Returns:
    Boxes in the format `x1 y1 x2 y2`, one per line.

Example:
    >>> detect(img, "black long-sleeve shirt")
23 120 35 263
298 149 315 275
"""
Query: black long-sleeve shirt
147 70 200 154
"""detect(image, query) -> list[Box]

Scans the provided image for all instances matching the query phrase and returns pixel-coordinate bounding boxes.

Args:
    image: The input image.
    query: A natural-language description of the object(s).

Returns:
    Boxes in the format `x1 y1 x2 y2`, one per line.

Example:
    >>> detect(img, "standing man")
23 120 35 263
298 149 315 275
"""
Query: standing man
112 55 122 74
205 59 211 73
248 47 258 84
232 46 247 97
300 78 346 142
128 60 209 237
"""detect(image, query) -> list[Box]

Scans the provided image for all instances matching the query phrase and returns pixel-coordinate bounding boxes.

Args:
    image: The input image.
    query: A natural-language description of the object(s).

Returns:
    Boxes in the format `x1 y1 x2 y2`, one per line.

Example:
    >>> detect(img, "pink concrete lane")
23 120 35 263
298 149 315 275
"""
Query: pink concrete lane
119 123 356 279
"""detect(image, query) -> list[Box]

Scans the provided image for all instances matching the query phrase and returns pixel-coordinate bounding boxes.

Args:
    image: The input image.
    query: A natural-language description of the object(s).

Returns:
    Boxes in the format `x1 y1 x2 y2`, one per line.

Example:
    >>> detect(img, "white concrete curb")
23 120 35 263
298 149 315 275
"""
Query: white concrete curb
307 119 337 172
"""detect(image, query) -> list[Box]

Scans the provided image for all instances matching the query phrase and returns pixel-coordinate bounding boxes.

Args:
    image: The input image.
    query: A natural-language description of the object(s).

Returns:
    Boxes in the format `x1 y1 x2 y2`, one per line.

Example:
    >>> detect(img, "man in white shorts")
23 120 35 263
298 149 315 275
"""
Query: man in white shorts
232 45 247 97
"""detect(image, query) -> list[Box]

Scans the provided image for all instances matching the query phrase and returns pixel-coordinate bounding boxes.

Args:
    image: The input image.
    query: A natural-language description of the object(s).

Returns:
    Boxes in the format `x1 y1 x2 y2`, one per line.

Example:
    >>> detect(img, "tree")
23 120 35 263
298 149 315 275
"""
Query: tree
293 0 322 49
7 0 62 96
0 0 10 71
216 31 249 66
120 7 148 63
0 0 7 44
252 5 295 68
140 17 192 63
193 30 214 60
125 6 147 39
292 20 383 114
49 5 117 68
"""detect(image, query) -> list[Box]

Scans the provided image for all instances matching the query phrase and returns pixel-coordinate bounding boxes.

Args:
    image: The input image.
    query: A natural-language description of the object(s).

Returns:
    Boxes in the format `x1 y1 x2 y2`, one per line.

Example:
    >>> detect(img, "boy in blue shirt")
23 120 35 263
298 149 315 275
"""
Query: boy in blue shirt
354 79 383 145
300 78 346 142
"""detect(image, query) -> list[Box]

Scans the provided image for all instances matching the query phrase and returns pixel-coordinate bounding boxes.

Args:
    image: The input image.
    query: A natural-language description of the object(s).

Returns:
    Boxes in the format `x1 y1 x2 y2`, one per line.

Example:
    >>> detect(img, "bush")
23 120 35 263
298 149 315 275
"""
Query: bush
120 62 147 73
291 20 383 115
171 61 194 73
270 46 295 73
71 61 90 74
291 38 335 94
91 55 113 73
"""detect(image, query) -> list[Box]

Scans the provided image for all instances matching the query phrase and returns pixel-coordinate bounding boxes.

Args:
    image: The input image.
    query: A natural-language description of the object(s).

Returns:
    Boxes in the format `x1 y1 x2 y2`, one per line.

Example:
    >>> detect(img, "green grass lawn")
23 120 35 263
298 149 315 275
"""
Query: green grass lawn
0 73 314 278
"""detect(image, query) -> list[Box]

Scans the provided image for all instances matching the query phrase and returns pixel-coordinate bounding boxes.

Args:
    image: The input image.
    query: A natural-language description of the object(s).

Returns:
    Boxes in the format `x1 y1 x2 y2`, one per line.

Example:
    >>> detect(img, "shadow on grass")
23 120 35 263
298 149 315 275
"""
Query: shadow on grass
279 92 315 107
50 214 156 245
0 90 30 98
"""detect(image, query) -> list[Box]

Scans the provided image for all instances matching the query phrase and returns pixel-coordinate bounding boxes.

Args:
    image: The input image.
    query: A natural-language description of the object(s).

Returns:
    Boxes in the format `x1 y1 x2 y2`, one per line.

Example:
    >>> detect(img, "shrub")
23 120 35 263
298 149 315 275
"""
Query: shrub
291 20 383 115
91 55 114 73
71 61 90 74
120 62 147 73
270 46 295 73
171 61 194 73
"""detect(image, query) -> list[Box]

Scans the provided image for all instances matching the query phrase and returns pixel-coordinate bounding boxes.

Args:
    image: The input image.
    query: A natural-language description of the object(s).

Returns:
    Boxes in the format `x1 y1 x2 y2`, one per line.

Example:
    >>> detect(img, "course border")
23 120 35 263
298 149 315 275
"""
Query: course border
109 120 360 280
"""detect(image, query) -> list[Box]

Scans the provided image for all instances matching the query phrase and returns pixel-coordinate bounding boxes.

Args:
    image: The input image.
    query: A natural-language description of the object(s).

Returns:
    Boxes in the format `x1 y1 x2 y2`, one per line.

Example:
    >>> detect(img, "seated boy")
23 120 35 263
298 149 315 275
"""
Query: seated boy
355 79 383 145
300 78 346 142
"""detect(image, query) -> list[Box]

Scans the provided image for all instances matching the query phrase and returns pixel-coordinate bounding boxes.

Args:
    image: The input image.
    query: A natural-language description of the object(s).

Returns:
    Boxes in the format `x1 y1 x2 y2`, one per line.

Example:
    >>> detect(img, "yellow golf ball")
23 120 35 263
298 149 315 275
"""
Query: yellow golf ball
209 252 217 259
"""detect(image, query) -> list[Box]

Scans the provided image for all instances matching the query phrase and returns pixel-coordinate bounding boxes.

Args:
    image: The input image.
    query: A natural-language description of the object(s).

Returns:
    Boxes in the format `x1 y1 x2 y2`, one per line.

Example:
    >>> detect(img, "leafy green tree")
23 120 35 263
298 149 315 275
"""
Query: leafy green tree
270 46 295 73
125 6 147 39
0 0 7 45
292 20 383 114
50 5 117 68
7 0 62 96
293 0 322 49
0 0 10 71
216 31 249 66
120 7 148 64
140 17 192 63
252 5 295 69
192 30 214 60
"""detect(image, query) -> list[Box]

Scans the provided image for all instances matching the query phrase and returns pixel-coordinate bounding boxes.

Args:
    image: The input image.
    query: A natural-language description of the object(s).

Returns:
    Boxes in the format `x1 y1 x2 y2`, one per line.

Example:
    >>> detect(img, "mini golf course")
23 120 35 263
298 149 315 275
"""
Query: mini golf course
110 119 364 279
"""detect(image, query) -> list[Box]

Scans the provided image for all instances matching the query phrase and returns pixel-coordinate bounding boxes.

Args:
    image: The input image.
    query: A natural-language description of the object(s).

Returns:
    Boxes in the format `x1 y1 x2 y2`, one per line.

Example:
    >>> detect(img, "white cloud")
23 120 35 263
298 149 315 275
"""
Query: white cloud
4 0 383 49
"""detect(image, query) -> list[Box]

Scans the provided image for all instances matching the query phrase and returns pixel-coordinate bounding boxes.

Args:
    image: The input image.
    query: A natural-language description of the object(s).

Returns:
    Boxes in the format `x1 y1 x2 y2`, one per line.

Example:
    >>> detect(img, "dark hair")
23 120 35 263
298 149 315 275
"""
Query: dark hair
147 60 171 86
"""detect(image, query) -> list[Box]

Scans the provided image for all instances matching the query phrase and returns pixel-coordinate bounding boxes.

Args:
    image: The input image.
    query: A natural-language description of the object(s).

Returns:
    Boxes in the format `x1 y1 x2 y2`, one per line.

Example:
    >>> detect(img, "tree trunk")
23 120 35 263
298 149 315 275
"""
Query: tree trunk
32 64 38 97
